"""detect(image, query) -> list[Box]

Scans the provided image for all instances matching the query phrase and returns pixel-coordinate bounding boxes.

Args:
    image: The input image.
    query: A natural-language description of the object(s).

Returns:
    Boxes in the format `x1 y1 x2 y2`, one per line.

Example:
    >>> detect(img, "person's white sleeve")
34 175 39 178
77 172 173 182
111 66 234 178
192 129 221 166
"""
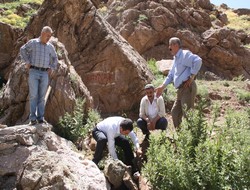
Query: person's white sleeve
107 133 118 159
129 131 140 150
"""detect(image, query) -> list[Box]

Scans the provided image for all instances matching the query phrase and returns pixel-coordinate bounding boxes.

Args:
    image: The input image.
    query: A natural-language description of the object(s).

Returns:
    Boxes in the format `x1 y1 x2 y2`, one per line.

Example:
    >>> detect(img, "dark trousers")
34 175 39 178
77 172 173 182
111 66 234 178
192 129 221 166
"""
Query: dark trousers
92 127 135 170
137 117 168 135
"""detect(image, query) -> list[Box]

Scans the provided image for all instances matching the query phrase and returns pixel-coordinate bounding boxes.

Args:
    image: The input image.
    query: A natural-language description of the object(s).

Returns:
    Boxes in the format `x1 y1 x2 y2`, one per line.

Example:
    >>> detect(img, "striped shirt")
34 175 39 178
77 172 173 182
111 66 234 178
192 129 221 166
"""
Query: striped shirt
20 38 58 70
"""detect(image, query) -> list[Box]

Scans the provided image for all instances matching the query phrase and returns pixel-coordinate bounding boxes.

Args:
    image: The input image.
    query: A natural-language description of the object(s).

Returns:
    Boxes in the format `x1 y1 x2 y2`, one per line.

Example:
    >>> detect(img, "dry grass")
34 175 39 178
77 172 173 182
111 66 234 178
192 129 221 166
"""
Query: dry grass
224 10 250 34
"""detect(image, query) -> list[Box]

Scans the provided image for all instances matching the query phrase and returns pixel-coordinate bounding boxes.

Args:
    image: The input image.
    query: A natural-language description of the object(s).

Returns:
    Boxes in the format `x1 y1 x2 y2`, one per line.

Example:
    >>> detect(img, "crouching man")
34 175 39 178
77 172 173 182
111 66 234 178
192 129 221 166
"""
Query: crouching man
92 116 142 176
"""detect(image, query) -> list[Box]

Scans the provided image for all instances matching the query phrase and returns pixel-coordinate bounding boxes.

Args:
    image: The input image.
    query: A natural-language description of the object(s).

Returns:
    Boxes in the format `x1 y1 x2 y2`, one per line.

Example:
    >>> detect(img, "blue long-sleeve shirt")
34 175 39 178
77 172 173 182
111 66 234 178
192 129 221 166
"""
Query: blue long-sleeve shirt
164 49 202 88
20 38 58 70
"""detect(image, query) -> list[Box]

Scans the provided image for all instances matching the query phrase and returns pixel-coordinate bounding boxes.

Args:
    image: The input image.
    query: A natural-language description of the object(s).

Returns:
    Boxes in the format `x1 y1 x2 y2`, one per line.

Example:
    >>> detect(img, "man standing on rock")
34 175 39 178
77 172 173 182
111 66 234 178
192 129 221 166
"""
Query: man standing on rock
20 26 58 125
92 116 142 176
156 37 202 129
137 83 168 140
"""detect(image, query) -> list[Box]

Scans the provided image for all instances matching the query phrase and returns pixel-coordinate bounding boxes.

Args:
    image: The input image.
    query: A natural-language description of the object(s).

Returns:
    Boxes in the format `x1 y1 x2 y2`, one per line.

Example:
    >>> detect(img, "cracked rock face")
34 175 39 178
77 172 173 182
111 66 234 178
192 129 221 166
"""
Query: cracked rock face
0 37 93 126
0 124 110 190
19 0 153 114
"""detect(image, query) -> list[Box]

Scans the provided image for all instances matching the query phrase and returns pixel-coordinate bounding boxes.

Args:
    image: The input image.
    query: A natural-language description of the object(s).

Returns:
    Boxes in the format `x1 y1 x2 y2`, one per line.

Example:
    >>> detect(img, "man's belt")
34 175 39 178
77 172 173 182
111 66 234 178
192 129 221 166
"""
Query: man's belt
30 65 49 71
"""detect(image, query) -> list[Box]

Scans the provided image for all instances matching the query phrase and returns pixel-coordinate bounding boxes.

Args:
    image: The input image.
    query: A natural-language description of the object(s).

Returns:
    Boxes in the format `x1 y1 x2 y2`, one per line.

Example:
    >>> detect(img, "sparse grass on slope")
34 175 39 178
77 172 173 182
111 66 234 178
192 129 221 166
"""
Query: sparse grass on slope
0 0 43 28
225 9 250 34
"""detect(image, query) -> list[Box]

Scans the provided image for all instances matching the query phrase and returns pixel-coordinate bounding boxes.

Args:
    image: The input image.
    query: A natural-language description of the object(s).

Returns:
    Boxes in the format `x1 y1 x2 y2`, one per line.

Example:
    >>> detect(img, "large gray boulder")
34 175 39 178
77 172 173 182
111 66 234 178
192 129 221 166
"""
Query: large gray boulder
0 124 110 189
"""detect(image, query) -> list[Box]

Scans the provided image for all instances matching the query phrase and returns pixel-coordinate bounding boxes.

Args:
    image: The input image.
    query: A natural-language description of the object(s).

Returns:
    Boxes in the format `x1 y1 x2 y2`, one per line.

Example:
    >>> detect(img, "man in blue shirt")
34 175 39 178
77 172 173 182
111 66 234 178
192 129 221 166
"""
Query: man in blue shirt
156 37 202 129
92 116 142 175
20 26 58 125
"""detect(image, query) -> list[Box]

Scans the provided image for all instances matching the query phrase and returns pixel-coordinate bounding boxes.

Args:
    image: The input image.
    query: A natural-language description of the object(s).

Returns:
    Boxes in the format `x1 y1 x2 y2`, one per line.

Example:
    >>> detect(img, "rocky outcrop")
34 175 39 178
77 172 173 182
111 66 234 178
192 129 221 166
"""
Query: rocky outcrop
0 38 93 126
104 0 250 79
0 124 110 189
104 158 138 189
156 59 173 76
3 0 153 120
233 8 250 16
0 22 22 79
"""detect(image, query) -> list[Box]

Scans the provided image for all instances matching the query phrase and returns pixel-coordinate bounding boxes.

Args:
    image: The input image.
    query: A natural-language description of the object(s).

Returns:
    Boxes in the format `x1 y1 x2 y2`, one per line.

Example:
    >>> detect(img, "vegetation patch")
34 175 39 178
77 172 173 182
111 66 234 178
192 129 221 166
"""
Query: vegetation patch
55 98 101 142
0 0 43 28
143 99 250 190
225 10 250 34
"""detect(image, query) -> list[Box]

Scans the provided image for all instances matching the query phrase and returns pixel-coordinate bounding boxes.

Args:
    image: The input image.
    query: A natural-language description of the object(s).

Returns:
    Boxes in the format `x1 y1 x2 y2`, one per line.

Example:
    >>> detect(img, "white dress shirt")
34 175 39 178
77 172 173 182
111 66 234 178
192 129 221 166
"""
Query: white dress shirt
96 116 140 159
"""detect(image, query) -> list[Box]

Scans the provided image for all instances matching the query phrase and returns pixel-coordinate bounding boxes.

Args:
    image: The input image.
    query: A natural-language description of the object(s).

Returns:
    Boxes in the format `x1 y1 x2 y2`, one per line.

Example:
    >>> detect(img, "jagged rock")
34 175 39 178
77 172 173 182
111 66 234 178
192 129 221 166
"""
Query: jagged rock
0 22 22 79
233 8 250 16
104 0 250 79
3 0 153 119
106 0 212 60
202 27 250 79
0 37 93 126
0 124 110 190
104 158 137 189
203 71 222 81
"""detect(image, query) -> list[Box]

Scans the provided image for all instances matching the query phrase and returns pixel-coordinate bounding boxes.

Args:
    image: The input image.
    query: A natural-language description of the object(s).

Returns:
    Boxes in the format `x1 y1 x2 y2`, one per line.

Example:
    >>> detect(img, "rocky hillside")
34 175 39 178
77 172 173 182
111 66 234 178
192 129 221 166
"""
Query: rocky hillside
103 0 250 79
0 0 249 125
0 0 249 189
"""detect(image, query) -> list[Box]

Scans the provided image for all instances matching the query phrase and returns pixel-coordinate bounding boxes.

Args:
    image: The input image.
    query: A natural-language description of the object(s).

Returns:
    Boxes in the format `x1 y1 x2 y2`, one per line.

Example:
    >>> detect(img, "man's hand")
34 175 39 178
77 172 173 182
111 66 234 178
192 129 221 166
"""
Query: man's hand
147 121 155 131
25 64 31 70
183 75 195 88
155 85 165 98
136 148 142 157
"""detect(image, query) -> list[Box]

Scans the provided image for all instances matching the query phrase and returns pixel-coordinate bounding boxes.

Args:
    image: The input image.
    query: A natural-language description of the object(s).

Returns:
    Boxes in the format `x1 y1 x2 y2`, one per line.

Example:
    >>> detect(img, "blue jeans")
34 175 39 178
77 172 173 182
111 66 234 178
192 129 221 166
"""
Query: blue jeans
28 69 49 121
137 117 168 134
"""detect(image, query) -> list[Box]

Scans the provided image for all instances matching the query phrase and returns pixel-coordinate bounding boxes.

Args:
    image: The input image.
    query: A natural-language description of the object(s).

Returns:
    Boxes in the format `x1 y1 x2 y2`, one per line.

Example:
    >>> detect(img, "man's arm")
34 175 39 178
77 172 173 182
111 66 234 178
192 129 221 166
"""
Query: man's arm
20 40 33 66
129 131 140 149
107 133 118 159
156 66 174 97
139 97 148 121
183 53 202 88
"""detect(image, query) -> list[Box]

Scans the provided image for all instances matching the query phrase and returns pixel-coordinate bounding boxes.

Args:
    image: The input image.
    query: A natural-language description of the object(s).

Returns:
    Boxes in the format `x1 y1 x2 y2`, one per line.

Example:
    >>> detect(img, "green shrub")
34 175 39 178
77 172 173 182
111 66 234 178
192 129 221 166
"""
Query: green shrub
142 99 250 190
235 89 250 103
147 58 160 77
197 83 209 99
55 98 101 142
138 14 148 22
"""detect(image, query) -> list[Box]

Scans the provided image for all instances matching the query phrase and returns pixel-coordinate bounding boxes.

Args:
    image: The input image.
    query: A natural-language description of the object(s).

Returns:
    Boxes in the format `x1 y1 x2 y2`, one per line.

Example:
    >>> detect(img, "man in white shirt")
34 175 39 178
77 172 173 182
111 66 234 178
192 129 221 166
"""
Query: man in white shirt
137 84 168 139
92 116 142 173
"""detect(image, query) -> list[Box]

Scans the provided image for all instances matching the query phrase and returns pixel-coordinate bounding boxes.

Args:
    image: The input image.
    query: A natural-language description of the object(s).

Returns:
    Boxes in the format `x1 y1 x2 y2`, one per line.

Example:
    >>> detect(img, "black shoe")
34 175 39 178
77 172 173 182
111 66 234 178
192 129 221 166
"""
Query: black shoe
38 119 47 124
29 120 37 125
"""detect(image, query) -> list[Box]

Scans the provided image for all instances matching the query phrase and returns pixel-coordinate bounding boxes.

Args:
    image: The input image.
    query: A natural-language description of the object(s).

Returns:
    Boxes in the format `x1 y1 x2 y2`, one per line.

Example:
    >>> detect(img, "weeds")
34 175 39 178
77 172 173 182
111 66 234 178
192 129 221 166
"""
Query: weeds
55 98 101 142
142 98 250 189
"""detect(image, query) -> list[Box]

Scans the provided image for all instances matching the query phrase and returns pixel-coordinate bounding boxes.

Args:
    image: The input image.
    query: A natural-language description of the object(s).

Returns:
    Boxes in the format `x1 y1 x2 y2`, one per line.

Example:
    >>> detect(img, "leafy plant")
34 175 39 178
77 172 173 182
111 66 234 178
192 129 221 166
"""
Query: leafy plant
138 14 148 22
147 58 159 76
142 99 250 189
235 89 250 103
55 98 101 142
232 75 244 81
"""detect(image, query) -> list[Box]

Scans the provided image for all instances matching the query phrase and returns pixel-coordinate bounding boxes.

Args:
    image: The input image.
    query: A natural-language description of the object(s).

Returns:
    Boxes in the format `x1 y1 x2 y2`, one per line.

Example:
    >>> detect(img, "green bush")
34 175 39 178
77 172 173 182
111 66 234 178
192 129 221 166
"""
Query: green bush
142 99 250 190
55 98 101 142
235 89 250 103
